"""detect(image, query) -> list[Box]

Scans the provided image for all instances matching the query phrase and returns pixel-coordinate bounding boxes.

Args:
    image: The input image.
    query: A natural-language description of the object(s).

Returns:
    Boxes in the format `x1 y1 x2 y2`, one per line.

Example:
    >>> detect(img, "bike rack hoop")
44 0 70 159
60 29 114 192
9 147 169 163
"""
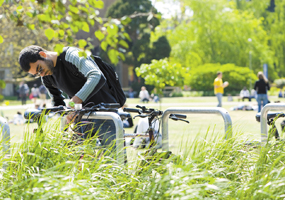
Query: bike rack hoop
260 103 285 143
0 116 10 158
161 107 233 151
70 112 125 165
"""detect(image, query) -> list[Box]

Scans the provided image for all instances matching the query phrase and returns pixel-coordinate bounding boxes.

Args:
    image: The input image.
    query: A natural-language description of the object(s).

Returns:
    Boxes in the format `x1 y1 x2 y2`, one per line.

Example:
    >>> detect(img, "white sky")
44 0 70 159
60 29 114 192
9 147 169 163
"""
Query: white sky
150 0 181 19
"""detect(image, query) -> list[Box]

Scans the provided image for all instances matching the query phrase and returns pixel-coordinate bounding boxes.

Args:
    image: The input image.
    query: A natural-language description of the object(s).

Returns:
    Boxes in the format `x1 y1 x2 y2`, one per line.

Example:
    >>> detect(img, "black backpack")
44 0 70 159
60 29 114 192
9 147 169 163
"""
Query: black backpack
91 55 126 107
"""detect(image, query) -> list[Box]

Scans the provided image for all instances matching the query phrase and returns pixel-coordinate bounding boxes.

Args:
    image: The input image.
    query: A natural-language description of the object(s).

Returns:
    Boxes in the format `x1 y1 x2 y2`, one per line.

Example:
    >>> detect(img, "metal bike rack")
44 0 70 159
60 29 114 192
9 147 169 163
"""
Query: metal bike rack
161 107 233 151
0 116 10 157
71 112 125 165
260 103 285 143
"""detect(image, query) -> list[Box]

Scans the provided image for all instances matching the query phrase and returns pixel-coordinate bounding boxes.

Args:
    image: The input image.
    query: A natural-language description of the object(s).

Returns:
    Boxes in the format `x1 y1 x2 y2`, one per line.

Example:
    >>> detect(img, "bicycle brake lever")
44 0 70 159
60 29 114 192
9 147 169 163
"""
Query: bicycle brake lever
170 116 189 123
133 114 148 119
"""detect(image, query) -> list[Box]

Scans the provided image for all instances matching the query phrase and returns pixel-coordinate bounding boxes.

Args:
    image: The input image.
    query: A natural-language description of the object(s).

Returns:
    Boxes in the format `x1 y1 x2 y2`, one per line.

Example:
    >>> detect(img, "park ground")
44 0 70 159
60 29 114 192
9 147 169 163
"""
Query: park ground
2 95 285 154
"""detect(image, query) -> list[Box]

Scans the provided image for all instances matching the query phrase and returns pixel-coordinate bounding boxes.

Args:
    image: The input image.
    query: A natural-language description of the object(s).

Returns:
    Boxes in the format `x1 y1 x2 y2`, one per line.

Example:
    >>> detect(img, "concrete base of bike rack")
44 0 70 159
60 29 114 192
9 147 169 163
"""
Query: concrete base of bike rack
161 107 233 151
0 116 10 157
260 103 285 143
71 112 125 165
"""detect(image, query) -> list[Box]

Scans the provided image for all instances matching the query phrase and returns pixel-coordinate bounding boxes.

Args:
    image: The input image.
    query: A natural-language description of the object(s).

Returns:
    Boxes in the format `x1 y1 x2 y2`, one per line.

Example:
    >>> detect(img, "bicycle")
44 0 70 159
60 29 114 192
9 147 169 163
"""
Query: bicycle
124 105 189 148
24 103 189 164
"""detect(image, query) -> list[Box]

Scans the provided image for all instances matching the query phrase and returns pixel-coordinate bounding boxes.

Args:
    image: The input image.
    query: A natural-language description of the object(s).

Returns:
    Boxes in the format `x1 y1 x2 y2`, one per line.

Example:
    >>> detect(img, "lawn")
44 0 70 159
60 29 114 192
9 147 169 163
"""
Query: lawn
2 96 285 199
2 95 285 148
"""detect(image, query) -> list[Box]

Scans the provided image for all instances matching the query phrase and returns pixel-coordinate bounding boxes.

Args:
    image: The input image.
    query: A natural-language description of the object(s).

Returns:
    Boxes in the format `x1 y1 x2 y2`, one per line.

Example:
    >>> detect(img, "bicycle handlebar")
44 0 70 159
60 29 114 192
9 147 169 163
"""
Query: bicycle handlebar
24 103 121 120
123 105 188 121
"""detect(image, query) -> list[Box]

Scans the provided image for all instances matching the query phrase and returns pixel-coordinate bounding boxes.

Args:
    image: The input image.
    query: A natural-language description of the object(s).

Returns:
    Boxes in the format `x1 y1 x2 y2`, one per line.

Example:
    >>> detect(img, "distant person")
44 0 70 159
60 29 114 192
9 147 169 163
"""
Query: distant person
213 72 229 107
279 89 283 98
240 87 251 101
139 86 150 103
31 84 40 104
227 94 233 102
151 88 159 103
39 84 48 107
128 88 134 98
12 111 25 125
250 89 256 100
18 81 29 105
254 71 270 112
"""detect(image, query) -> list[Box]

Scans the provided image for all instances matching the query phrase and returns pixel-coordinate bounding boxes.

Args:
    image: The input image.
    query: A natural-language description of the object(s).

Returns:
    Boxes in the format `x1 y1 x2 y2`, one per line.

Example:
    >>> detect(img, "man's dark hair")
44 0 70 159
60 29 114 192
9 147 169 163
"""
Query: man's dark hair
19 45 47 72
217 71 222 76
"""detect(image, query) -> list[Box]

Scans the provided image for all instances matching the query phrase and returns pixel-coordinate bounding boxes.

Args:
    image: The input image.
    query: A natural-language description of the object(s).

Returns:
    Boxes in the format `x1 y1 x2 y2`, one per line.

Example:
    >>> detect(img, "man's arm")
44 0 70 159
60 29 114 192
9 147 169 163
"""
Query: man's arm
64 47 106 104
41 77 66 106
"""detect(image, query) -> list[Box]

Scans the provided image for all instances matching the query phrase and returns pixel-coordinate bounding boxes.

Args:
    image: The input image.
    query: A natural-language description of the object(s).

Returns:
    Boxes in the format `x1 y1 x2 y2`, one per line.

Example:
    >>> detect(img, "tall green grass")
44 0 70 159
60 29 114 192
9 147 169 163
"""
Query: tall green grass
1 122 285 199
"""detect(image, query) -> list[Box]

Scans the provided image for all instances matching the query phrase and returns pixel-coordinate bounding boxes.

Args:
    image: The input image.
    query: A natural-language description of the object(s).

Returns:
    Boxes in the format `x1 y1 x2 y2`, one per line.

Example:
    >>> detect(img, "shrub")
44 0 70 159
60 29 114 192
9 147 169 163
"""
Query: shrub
185 63 257 93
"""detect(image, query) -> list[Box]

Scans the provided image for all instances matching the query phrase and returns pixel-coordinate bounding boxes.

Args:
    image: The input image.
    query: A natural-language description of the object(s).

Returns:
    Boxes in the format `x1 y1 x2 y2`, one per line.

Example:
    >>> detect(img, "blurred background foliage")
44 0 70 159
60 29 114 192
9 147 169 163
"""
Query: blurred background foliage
1 0 285 97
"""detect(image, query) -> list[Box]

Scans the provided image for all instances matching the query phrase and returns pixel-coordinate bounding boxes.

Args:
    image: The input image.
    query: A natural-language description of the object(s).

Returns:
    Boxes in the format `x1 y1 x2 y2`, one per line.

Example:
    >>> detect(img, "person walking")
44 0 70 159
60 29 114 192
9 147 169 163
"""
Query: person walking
18 81 29 105
213 72 229 107
18 45 119 149
254 71 270 112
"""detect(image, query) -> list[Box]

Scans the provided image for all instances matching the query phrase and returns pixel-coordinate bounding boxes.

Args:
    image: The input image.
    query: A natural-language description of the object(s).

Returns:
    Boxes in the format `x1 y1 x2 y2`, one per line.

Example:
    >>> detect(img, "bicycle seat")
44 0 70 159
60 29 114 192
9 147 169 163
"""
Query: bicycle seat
255 112 285 122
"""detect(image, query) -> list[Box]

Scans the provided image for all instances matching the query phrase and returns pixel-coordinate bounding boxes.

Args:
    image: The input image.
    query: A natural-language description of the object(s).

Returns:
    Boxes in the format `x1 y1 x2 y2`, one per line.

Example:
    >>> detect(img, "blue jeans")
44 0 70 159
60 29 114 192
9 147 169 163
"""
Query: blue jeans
257 94 268 112
76 119 116 148
216 93 223 107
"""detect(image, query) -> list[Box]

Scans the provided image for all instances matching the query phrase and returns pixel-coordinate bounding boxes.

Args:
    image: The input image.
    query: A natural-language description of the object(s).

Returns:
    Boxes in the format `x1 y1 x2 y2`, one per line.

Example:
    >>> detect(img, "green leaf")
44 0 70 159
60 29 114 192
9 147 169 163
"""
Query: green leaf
123 32 131 41
69 5 79 14
94 0 104 9
17 6 23 11
121 16 131 26
78 39 87 48
45 28 55 40
82 22 90 32
95 30 105 41
27 24 35 30
78 51 87 58
54 44 64 54
0 0 4 7
118 52 125 61
119 40 129 49
107 49 118 64
0 35 3 44
101 41 108 51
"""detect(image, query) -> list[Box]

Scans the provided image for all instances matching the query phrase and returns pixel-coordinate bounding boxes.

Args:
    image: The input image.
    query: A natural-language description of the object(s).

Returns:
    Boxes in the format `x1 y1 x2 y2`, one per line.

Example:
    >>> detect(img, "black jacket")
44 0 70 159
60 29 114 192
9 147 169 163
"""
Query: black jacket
42 47 116 106
254 79 270 94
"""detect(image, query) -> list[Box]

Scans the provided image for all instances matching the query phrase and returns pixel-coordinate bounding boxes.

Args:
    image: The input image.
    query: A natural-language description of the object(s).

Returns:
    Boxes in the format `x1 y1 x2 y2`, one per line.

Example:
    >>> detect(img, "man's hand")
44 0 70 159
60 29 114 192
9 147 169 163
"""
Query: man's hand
69 96 83 108
72 96 83 104
66 112 77 124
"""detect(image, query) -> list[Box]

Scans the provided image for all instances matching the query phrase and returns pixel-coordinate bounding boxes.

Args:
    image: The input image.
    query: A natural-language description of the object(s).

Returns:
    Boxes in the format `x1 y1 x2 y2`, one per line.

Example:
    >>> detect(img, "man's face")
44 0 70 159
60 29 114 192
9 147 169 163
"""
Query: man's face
218 73 223 78
28 57 54 77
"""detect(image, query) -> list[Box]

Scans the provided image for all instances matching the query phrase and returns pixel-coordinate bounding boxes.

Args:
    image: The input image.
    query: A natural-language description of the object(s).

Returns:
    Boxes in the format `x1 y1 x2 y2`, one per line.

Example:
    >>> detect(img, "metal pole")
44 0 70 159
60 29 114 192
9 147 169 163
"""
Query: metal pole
73 112 124 165
0 116 10 157
260 103 285 143
161 107 233 151
249 51 252 91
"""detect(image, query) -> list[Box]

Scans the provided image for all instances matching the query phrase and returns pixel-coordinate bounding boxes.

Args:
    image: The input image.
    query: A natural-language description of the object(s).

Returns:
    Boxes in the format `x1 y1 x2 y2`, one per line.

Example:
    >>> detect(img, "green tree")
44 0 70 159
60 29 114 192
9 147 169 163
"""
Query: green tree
153 0 276 79
106 0 171 87
0 0 132 65
233 0 285 77
136 58 186 95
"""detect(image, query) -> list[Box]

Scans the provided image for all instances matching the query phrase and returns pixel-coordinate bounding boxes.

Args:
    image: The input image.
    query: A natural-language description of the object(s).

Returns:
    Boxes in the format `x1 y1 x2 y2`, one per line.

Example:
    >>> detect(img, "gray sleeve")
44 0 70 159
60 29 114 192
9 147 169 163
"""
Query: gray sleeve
65 47 104 102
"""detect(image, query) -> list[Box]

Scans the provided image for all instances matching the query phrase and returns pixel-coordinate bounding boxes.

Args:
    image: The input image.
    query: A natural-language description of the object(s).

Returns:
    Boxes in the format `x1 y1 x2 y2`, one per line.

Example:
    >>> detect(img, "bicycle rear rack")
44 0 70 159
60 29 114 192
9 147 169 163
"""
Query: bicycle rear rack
161 107 233 151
